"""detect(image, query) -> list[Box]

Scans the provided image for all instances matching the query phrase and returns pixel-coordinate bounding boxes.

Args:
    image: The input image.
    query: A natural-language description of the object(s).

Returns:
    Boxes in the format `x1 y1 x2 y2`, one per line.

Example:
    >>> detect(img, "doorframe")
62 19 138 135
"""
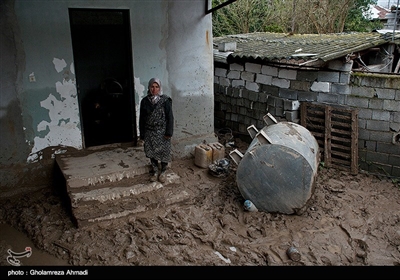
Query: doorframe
68 8 137 148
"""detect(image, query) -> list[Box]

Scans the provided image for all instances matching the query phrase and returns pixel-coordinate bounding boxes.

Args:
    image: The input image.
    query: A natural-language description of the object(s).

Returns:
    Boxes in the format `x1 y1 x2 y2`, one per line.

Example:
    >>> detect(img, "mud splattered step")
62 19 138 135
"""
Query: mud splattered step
55 146 150 189
55 146 187 228
70 171 188 228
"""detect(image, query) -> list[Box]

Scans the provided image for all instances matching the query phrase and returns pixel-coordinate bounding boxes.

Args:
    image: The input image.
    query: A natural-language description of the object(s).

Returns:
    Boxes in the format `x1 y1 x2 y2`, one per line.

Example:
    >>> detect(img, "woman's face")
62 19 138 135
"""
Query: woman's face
149 82 160 95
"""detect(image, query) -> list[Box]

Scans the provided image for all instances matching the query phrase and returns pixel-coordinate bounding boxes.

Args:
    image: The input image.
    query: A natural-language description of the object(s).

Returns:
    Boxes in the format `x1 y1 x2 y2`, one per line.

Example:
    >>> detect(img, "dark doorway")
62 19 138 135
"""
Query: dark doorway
69 9 136 148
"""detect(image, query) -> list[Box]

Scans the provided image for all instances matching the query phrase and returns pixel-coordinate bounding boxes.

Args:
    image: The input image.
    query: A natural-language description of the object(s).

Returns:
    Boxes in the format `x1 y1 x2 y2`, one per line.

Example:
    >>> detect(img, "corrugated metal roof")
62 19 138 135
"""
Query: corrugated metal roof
213 31 400 67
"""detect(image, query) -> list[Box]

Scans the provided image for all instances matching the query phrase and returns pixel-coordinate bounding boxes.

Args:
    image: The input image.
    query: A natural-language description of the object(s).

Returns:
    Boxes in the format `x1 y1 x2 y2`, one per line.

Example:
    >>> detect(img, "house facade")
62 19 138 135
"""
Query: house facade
0 0 217 196
213 32 400 178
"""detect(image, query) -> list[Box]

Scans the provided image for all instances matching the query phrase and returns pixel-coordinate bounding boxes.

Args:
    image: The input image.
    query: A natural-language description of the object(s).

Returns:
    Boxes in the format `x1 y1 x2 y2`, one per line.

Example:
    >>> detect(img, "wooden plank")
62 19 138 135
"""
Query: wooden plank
301 101 358 175
300 102 307 126
331 143 351 151
331 128 352 136
324 106 331 167
331 150 352 159
331 135 352 142
351 109 359 174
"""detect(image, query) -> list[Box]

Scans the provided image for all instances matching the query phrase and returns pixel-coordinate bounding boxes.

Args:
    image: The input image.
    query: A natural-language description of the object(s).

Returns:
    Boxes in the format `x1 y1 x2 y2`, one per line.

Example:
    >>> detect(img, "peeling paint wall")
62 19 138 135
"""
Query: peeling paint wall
27 58 82 163
133 76 145 137
0 0 216 193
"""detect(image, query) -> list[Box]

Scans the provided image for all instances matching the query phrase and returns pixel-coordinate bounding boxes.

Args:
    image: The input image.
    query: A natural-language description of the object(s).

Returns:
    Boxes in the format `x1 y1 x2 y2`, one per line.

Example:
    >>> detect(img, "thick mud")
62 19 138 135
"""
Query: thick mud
1 138 399 268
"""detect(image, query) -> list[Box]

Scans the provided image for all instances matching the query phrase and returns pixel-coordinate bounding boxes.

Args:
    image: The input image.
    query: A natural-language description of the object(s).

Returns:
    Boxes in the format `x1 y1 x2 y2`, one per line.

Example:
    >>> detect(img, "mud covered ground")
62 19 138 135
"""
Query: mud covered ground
1 138 400 271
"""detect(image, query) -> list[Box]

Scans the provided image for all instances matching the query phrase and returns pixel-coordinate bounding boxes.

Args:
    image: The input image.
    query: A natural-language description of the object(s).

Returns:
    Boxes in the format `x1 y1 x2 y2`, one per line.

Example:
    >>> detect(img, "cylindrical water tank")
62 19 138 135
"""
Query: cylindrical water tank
235 121 319 214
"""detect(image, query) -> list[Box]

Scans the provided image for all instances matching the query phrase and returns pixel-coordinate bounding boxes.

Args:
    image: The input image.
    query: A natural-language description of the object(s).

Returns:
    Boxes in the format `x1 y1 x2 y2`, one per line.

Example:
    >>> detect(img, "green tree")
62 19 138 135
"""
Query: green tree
212 0 381 36
212 0 279 36
344 0 383 31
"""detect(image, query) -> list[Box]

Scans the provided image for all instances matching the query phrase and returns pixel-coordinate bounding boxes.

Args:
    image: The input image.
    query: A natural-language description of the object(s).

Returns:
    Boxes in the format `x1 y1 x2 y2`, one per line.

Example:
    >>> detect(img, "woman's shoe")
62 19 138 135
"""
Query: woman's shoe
158 171 166 183
150 172 159 182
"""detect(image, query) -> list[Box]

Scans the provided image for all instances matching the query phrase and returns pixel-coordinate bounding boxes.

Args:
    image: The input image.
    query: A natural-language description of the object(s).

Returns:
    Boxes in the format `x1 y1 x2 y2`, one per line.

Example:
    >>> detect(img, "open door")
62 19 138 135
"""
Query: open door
69 9 136 148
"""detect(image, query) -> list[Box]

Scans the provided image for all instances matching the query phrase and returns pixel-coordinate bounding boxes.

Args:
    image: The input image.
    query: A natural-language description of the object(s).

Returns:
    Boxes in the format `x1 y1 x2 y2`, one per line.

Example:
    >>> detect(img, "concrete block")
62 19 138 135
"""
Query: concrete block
285 110 299 121
284 100 300 111
218 42 236 52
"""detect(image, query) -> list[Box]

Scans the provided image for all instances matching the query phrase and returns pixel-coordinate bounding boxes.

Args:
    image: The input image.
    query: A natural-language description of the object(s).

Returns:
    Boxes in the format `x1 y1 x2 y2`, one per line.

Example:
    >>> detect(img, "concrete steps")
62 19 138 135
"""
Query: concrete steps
55 145 184 228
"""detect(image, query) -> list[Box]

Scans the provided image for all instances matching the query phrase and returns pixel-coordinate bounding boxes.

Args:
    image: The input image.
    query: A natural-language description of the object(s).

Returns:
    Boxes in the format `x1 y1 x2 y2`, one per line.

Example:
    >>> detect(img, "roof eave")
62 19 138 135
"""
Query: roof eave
226 54 326 68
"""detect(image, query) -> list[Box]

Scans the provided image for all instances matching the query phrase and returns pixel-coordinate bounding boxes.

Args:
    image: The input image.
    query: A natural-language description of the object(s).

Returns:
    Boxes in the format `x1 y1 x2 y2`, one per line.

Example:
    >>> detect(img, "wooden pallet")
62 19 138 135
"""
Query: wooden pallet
300 102 358 174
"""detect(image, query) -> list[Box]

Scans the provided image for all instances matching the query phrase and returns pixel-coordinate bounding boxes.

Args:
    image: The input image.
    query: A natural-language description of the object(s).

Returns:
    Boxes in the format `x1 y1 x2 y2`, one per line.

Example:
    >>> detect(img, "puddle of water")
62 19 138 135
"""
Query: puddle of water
0 223 70 266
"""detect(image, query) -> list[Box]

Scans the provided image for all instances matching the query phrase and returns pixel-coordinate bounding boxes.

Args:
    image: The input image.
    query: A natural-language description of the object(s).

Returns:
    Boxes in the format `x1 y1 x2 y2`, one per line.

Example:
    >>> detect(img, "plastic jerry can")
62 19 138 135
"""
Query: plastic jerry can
207 142 225 161
194 144 213 168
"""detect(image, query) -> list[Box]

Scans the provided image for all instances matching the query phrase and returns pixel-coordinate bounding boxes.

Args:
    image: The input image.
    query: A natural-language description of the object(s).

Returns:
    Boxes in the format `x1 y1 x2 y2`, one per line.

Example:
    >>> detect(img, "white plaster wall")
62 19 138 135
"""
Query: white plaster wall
131 1 217 150
166 1 216 140
13 0 216 163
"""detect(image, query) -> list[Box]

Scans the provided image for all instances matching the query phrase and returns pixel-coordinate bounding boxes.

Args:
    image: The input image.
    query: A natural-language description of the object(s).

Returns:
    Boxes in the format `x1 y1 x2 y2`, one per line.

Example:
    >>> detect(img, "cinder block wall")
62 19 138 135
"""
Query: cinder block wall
214 61 400 178
350 73 400 178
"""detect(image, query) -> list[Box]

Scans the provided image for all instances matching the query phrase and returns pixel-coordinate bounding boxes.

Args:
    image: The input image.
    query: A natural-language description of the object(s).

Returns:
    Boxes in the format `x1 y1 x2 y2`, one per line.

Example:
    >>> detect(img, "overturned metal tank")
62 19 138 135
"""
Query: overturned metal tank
230 113 320 214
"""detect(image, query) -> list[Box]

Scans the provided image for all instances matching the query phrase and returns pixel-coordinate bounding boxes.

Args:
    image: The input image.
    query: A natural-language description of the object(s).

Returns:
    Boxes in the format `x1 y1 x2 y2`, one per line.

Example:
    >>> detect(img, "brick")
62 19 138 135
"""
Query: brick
311 81 330 92
390 122 400 132
272 77 290 89
350 86 375 98
366 151 389 164
377 142 400 154
318 71 340 83
261 65 278 76
278 69 297 80
339 72 351 84
232 80 244 88
227 70 240 79
297 70 318 81
346 96 369 108
244 62 261 73
368 162 392 175
248 90 259 101
388 154 400 166
285 110 299 121
256 73 272 85
317 93 339 103
366 119 390 131
290 80 311 91
245 82 259 92
369 99 384 109
376 88 396 99
357 108 372 119
279 88 298 99
241 71 255 81
372 110 390 121
383 100 400 111
220 77 230 87
258 92 268 103
297 91 318 102
365 140 377 151
283 99 300 111
215 68 227 77
358 128 369 140
230 63 244 71
331 83 350 95
369 131 393 143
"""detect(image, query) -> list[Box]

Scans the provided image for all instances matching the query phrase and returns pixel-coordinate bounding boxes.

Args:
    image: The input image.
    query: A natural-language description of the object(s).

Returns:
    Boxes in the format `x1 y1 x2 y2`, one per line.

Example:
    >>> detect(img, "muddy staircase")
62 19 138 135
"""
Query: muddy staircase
55 145 187 228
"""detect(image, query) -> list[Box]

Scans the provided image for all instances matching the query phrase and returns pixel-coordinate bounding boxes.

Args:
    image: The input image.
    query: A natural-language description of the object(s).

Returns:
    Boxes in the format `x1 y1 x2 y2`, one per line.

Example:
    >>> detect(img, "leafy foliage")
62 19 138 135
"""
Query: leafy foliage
212 0 382 36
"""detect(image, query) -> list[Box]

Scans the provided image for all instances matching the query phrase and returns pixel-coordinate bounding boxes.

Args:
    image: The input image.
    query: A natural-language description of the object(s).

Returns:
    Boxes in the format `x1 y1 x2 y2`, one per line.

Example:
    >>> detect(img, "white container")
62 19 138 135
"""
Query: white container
208 142 225 162
194 144 213 168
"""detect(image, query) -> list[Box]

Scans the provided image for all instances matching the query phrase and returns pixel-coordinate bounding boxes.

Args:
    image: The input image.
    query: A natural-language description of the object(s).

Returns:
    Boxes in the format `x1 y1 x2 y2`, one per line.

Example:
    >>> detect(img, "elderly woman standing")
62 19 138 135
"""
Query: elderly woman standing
139 78 174 183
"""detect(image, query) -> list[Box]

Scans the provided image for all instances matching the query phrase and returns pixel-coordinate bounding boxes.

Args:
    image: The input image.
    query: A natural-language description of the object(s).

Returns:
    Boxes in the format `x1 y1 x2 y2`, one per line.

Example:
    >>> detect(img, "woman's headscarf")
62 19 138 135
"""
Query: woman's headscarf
147 78 163 96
